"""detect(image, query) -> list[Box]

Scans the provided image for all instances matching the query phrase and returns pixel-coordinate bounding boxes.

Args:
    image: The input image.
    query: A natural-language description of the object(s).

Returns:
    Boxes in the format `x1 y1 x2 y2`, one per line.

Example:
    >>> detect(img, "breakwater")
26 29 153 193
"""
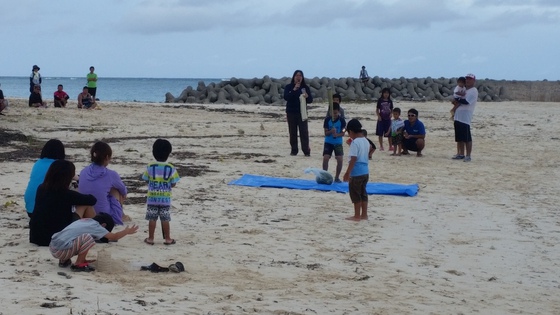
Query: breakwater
166 76 560 104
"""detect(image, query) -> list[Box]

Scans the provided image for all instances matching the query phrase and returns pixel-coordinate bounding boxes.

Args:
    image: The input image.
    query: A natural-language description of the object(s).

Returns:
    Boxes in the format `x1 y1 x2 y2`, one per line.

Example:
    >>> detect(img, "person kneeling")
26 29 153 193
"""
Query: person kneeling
49 213 138 272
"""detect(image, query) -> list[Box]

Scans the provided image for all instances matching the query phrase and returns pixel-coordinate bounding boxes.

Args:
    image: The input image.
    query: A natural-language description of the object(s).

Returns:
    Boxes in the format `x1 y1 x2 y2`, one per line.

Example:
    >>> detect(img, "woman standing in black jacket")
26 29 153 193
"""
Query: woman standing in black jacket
29 160 97 246
283 70 313 156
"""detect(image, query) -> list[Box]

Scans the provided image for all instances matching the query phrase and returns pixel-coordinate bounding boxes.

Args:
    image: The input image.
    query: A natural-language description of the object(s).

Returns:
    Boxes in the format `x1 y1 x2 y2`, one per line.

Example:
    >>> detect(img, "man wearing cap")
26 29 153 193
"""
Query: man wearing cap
451 73 478 162
30 65 41 93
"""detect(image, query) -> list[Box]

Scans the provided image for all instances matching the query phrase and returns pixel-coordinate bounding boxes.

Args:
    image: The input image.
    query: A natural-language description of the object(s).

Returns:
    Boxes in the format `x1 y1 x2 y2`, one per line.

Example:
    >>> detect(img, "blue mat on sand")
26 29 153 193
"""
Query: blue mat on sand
228 174 418 197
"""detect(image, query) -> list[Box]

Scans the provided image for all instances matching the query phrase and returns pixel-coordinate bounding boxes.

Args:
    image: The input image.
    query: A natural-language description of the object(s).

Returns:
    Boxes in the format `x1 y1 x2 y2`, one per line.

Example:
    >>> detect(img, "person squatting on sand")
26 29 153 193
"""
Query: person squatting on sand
50 213 138 272
79 141 129 225
402 108 426 157
375 88 394 151
0 83 7 115
29 160 97 246
24 139 67 218
451 73 478 162
322 103 347 183
343 119 370 221
78 86 96 109
29 84 47 108
53 84 70 108
142 139 180 246
284 69 313 156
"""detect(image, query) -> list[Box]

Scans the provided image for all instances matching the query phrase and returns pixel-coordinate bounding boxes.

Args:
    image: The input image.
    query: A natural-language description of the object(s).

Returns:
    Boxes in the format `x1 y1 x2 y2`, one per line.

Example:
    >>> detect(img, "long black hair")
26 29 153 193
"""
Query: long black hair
40 139 65 160
42 160 75 192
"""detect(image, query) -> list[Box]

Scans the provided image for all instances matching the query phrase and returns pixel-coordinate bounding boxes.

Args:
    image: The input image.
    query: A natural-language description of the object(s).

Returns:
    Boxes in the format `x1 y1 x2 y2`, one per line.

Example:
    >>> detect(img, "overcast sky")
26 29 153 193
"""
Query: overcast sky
1 0 559 80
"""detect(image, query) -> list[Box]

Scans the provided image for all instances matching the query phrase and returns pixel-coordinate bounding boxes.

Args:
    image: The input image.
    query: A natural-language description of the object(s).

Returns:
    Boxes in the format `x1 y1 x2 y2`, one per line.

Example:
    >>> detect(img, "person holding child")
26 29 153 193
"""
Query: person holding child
451 73 478 162
142 139 180 246
79 141 128 225
78 86 96 109
29 160 97 246
343 119 370 221
322 103 347 183
50 213 138 272
284 70 313 156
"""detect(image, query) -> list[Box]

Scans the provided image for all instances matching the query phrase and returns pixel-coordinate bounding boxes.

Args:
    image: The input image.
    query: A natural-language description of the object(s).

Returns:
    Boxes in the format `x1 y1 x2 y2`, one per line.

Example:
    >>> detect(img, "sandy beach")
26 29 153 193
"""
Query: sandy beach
0 98 559 314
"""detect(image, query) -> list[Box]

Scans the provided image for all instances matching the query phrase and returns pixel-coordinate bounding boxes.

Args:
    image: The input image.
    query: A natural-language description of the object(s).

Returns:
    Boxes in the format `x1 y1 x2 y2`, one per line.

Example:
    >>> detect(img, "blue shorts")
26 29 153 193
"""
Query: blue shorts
145 205 171 222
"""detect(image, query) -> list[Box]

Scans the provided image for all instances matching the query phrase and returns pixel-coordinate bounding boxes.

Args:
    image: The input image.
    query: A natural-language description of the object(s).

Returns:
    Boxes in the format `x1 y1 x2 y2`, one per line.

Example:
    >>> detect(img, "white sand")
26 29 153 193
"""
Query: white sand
0 98 559 314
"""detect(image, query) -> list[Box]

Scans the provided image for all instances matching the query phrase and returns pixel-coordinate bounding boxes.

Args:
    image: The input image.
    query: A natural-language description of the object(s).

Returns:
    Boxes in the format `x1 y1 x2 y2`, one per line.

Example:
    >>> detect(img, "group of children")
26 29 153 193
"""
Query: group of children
26 138 181 272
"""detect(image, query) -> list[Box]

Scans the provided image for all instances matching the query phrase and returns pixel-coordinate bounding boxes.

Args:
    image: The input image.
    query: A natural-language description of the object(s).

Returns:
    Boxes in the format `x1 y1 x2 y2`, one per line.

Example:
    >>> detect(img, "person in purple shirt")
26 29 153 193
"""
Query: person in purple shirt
78 141 128 225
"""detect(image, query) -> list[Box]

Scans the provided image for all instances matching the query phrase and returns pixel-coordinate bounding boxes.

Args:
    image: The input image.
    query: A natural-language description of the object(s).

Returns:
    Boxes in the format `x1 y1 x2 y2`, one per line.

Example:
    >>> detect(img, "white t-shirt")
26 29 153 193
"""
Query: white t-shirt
453 85 466 99
454 87 478 125
348 137 370 177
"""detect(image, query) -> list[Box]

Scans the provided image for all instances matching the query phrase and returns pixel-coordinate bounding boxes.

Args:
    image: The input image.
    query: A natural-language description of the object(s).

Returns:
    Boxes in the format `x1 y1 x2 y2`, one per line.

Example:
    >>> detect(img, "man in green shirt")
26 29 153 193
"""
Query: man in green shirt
86 66 98 99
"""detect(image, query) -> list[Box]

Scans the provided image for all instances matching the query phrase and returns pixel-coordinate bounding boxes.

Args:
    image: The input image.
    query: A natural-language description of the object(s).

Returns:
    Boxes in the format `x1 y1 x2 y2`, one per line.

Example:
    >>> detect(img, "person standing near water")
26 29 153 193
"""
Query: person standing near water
30 65 41 93
87 66 98 99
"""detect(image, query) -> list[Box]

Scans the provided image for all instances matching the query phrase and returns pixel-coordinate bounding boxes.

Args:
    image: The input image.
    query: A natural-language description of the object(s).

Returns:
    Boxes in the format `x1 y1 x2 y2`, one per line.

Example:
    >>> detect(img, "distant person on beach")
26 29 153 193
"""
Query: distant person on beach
29 160 97 246
359 66 369 84
142 139 180 246
79 141 129 226
29 84 47 108
49 213 138 272
53 84 70 108
30 65 41 93
0 83 7 115
322 103 347 183
376 88 393 151
87 66 98 99
77 86 96 109
388 107 405 156
451 73 478 162
24 139 67 217
343 119 370 221
449 77 466 119
402 108 426 157
325 93 346 120
284 69 313 156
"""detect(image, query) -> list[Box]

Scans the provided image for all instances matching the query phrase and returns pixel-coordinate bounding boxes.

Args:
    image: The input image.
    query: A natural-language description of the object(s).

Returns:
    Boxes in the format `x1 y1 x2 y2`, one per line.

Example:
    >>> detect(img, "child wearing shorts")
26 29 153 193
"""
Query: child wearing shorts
142 139 180 245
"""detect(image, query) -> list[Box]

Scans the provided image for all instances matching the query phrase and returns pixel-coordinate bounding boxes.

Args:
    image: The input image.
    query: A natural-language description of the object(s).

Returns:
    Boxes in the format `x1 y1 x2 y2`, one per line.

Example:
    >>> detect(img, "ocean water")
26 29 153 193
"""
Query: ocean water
0 76 223 103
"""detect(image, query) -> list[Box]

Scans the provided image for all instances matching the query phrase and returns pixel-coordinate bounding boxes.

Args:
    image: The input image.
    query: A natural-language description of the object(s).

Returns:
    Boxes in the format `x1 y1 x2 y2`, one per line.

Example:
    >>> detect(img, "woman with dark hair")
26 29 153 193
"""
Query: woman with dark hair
78 141 128 225
283 70 313 156
29 160 97 246
24 139 66 217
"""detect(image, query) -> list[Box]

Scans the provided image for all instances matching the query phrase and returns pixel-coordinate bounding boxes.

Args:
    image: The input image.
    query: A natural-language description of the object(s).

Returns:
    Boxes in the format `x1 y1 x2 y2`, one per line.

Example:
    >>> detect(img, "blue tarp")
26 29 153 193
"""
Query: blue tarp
228 174 418 197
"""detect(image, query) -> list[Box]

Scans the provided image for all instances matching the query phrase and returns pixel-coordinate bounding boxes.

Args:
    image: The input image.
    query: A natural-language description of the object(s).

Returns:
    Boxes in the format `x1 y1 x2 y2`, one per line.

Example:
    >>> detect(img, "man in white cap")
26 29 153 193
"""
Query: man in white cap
451 73 478 162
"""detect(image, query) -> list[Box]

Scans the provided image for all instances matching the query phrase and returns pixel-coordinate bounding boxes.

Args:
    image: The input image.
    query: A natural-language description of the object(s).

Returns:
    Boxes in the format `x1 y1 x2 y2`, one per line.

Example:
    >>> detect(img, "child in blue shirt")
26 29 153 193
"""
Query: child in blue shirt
343 119 370 221
142 139 180 245
323 103 347 183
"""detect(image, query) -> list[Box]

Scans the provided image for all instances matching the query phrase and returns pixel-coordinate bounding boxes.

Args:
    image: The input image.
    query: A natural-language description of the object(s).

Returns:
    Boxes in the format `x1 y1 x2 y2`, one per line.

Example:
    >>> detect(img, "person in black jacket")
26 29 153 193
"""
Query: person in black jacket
283 70 313 156
29 160 97 246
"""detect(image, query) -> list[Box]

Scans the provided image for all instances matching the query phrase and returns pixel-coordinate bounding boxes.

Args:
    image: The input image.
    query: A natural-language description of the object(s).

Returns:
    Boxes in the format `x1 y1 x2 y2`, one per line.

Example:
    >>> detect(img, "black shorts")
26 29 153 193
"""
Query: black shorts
88 87 97 98
454 121 472 142
403 138 419 151
322 143 344 157
349 174 369 203
375 120 391 136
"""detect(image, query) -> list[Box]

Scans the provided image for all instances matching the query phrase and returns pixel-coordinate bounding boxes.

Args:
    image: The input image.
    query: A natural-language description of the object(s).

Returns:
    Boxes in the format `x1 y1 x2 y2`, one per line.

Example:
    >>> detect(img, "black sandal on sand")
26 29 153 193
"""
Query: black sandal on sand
168 262 185 273
71 263 96 272
58 259 72 268
144 238 154 245
163 239 176 245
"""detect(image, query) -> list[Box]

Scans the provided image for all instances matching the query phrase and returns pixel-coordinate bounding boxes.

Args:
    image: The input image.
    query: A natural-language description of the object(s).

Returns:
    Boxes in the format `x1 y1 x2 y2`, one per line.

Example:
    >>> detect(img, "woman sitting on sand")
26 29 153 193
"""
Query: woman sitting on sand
29 160 97 246
78 141 129 225
24 139 66 218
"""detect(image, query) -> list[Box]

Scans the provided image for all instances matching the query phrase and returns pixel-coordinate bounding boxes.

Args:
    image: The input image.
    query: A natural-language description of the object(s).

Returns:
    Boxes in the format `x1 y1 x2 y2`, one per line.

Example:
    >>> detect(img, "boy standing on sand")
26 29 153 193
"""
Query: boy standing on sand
343 119 370 221
142 139 180 245
323 103 347 183
49 213 138 272
325 93 346 120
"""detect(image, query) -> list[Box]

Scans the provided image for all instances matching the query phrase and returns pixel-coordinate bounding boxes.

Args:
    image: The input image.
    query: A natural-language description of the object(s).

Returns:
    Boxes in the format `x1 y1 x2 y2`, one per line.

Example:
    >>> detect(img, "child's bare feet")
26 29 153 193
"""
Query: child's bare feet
345 216 361 221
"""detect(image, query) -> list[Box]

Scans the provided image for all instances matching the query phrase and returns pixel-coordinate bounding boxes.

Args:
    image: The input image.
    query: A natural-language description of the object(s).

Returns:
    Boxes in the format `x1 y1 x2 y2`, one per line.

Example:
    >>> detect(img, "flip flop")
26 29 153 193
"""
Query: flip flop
144 238 154 245
140 263 169 273
163 239 176 245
